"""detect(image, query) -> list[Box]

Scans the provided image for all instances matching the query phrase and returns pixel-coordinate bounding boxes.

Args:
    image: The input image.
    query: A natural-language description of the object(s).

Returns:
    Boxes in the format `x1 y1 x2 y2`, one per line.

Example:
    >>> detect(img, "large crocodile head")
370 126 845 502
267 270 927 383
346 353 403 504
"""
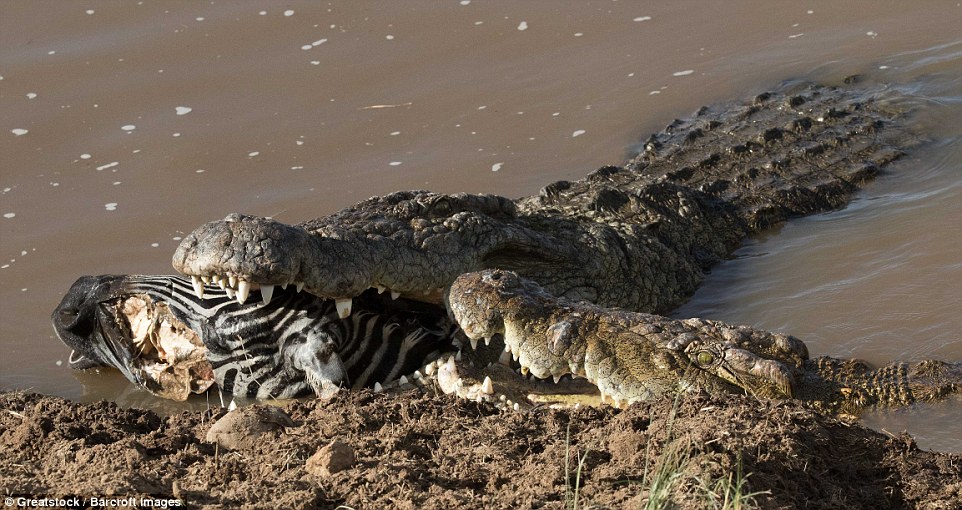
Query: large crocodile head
172 191 548 306
448 269 807 407
170 187 713 315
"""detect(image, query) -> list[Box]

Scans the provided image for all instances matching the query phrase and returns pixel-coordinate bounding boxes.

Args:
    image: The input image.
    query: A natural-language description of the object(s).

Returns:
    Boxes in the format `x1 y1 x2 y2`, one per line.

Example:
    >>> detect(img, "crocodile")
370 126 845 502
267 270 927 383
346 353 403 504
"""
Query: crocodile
171 79 913 315
54 78 958 414
448 269 961 415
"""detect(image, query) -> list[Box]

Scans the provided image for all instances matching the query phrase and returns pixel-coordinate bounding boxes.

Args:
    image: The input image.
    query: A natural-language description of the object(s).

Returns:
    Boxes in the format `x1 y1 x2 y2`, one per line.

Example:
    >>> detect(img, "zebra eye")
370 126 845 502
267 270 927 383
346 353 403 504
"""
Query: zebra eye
695 351 714 366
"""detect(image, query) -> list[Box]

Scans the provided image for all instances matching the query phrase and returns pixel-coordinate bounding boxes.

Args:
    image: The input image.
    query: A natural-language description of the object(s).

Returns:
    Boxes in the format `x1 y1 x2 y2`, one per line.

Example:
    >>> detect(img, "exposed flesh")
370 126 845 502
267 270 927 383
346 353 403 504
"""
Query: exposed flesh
118 295 214 400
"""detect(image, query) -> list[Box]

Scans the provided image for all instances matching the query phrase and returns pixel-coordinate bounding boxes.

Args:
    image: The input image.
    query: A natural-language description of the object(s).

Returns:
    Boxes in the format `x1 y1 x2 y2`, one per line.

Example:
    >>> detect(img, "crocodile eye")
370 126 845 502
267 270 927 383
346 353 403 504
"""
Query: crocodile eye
695 351 714 366
431 197 453 215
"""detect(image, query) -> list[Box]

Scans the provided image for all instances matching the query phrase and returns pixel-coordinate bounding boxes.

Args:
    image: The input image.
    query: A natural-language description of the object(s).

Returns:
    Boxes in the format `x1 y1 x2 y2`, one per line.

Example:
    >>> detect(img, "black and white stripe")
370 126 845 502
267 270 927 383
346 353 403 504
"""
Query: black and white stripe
115 275 452 399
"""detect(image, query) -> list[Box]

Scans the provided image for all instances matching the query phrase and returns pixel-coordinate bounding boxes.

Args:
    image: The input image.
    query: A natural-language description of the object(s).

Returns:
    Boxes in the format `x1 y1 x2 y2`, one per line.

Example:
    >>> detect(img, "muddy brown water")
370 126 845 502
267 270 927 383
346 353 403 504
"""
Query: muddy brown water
2 2 960 451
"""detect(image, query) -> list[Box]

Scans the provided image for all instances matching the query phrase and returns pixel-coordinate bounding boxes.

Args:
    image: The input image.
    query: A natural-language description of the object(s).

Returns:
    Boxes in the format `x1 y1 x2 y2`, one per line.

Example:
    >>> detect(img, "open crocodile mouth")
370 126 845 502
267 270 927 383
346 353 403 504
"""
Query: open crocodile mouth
180 274 601 408
187 273 446 318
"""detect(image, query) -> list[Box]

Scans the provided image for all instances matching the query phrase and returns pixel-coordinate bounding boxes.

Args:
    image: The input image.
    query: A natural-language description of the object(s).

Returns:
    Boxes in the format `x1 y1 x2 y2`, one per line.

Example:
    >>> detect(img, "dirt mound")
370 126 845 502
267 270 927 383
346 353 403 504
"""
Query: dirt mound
1 390 959 509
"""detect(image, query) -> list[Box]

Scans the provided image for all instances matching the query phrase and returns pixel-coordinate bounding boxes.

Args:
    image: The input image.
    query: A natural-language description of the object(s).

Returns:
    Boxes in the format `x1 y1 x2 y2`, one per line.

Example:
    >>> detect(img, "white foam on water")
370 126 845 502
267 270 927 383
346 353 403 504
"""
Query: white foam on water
248 151 259 157
175 106 192 115
121 124 136 131
11 129 28 136
104 203 118 211
96 162 118 171
284 10 294 17
491 162 503 172
517 21 528 31
672 70 694 76
26 93 37 99
633 16 651 22
572 130 586 137
3 213 15 219
389 161 402 166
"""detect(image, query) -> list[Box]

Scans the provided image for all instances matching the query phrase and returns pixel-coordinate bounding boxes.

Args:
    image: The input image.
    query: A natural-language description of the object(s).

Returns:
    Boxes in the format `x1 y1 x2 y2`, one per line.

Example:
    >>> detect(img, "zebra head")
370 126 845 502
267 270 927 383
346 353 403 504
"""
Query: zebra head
53 274 456 401
53 275 146 373
53 274 222 400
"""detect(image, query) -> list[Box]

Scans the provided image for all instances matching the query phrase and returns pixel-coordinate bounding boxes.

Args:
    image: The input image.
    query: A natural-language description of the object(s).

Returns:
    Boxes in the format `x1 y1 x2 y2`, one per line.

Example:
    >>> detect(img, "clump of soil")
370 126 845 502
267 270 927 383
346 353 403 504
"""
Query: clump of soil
1 390 959 509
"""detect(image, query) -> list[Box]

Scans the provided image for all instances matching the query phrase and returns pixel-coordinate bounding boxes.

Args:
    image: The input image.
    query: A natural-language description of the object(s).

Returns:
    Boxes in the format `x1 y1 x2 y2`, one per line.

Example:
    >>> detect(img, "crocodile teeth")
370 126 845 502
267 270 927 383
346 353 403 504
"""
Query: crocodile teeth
481 376 494 395
200 275 210 284
236 280 250 304
335 298 352 318
520 366 529 377
553 375 561 384
225 287 236 299
295 281 305 293
228 275 237 289
191 276 205 299
424 362 436 376
513 402 520 411
373 382 383 393
280 282 288 290
470 337 479 350
398 375 409 385
376 285 386 294
484 336 492 346
260 285 274 306
215 276 226 290
390 290 401 300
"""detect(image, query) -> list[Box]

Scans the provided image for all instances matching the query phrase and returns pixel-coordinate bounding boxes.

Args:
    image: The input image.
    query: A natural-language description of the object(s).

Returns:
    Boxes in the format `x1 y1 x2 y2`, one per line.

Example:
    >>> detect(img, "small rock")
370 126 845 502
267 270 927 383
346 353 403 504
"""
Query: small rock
306 439 355 477
205 405 295 450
